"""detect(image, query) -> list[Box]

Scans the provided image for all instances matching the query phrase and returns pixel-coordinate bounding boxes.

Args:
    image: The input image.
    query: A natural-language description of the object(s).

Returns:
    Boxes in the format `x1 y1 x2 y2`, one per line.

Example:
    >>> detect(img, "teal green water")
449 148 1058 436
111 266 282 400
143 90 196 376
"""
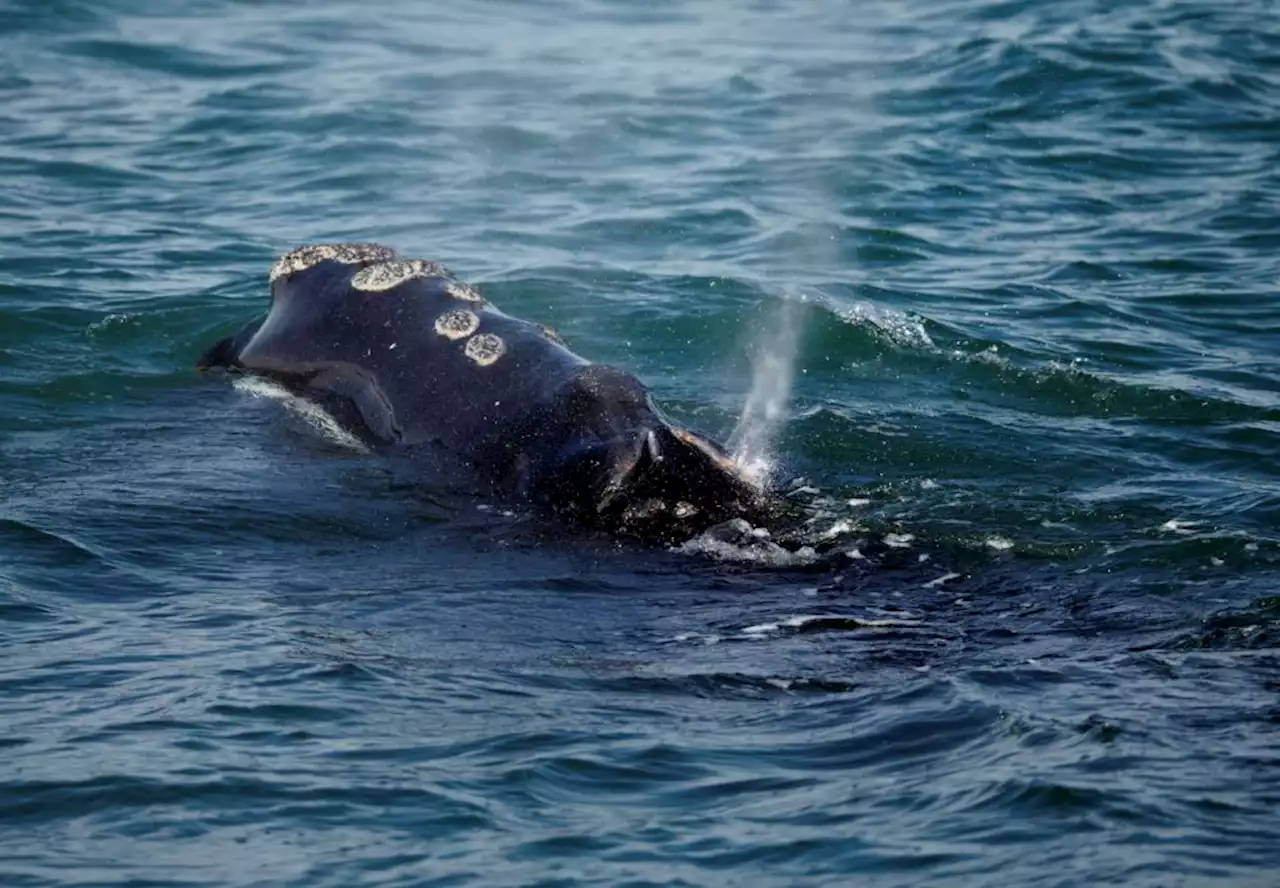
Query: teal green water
3 1 1279 885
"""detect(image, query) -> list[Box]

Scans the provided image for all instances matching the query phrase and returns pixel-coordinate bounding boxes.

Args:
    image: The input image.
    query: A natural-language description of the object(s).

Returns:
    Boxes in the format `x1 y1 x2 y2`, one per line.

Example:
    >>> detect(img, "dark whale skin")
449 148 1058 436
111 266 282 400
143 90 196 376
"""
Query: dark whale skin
199 243 770 542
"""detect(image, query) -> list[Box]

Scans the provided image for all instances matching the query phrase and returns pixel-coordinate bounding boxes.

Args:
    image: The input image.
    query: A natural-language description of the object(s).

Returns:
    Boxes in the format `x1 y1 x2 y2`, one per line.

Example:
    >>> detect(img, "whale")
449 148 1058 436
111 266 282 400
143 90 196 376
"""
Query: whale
198 243 769 541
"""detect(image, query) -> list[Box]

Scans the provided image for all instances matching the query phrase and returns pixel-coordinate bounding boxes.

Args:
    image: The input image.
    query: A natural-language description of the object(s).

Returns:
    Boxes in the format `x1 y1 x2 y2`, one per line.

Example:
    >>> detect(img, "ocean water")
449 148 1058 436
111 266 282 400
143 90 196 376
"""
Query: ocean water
2 0 1278 885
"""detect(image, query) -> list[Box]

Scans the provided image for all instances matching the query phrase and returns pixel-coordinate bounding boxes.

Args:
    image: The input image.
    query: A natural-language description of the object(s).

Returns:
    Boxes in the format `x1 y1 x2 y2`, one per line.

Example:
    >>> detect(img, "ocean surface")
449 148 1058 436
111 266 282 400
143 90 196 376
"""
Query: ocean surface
3 0 1278 885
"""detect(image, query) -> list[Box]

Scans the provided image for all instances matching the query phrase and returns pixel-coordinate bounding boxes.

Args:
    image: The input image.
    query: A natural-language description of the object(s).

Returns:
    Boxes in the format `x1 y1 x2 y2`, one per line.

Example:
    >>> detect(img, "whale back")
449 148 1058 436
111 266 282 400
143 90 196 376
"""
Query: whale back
203 244 589 462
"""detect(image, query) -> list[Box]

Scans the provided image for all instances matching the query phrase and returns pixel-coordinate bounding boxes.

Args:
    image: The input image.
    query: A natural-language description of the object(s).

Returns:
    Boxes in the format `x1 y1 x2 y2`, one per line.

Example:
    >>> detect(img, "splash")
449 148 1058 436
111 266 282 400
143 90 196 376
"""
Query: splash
676 518 820 567
834 300 935 350
729 295 806 486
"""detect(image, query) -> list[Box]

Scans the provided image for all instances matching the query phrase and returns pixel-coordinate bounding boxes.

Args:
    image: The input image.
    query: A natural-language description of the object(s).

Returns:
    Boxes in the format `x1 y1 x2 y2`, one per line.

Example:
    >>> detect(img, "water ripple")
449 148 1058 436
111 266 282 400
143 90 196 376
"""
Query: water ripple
2 0 1279 885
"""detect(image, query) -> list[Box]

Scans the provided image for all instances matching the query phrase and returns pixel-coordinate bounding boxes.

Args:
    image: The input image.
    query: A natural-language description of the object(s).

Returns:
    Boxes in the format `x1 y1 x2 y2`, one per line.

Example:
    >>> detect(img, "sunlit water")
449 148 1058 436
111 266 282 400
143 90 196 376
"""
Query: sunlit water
2 1 1278 886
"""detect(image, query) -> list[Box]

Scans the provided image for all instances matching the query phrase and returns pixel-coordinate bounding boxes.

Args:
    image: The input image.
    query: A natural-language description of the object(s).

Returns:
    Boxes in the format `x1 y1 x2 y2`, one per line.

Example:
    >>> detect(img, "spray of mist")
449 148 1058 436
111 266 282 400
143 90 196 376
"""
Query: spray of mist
728 295 806 487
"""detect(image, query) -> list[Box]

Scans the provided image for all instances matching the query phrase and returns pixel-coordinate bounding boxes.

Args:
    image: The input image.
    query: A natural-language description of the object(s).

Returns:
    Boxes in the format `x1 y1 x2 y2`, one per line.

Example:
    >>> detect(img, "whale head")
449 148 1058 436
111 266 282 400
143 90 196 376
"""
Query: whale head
520 365 771 541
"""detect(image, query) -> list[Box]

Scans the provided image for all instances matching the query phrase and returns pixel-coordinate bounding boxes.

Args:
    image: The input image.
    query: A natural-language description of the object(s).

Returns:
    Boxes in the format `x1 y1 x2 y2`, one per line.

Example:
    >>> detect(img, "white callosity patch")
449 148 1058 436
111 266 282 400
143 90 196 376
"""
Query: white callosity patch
673 501 699 518
351 258 451 293
444 280 484 303
464 332 506 366
537 324 565 346
268 242 398 284
434 309 480 341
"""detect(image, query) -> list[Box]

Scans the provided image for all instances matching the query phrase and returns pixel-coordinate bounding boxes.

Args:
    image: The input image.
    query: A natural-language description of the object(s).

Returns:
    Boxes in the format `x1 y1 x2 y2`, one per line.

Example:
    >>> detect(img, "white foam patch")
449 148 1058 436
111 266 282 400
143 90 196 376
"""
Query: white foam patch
464 333 506 366
268 242 397 284
676 530 819 567
820 518 860 539
434 309 480 341
967 344 1007 365
734 454 776 487
740 614 923 636
835 300 934 349
923 572 962 589
232 377 370 453
352 259 450 293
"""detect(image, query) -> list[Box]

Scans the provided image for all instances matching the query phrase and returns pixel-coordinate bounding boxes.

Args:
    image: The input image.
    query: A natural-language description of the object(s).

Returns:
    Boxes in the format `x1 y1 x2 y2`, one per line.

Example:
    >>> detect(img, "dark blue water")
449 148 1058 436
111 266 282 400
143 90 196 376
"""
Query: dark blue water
3 1 1278 885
